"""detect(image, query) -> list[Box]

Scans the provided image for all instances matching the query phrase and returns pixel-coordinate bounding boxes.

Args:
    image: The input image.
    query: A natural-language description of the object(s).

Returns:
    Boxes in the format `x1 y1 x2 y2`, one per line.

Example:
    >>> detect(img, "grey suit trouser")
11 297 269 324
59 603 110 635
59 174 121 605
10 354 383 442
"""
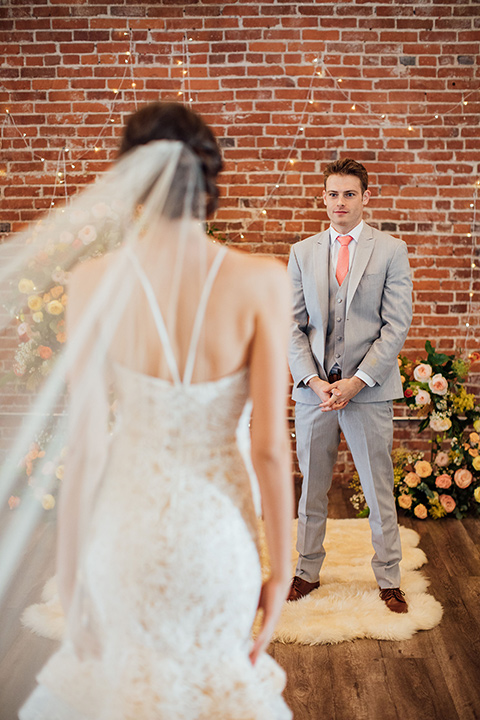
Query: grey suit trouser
294 399 402 589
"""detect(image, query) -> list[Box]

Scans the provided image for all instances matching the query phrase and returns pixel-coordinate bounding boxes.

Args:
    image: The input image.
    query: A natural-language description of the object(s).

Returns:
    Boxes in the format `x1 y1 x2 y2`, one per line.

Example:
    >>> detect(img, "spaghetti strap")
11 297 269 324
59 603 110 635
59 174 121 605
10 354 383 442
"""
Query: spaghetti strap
126 247 182 386
183 246 227 386
126 245 227 387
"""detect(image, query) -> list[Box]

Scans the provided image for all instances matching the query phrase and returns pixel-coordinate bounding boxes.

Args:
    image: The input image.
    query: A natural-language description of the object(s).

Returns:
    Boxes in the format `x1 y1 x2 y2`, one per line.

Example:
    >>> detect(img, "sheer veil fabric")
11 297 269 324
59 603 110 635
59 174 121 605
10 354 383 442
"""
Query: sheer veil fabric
0 140 220 644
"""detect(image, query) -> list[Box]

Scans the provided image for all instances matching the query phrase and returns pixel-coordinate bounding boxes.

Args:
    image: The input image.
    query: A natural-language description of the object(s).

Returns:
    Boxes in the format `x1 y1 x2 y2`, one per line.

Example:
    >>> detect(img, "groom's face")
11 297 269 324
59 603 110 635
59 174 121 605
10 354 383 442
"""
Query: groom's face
323 174 371 233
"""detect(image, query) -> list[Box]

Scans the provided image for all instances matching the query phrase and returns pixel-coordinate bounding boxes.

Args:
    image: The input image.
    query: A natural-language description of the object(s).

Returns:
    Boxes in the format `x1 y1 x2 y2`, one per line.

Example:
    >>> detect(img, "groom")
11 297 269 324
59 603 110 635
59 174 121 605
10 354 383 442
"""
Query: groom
287 158 412 613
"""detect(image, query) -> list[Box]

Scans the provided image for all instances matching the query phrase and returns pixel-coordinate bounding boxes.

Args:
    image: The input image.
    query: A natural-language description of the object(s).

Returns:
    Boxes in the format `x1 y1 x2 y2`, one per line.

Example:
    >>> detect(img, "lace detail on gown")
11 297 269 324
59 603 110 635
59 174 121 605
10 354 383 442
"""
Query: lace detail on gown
20 247 291 719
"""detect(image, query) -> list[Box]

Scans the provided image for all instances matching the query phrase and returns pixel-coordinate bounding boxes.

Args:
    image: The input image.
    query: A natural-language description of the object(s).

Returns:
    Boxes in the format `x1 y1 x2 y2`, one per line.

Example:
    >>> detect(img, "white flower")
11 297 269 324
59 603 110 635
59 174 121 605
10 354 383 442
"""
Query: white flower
429 413 452 433
92 202 111 219
428 373 448 395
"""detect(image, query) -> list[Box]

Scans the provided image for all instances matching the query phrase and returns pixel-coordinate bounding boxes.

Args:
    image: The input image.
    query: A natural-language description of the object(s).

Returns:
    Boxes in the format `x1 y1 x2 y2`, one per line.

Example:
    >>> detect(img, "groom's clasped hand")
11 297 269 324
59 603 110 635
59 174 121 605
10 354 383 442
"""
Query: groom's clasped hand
306 375 367 412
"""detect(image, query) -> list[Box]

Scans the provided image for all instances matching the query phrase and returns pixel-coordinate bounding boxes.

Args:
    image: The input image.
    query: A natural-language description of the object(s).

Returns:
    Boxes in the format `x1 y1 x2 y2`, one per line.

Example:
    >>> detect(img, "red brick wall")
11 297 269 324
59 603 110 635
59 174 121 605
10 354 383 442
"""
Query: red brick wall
1 0 479 486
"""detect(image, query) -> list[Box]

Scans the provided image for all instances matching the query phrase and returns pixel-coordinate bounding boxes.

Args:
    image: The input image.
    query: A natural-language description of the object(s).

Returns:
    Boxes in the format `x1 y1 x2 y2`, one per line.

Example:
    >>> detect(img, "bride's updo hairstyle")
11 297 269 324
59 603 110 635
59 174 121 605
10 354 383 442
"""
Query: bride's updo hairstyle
118 102 223 217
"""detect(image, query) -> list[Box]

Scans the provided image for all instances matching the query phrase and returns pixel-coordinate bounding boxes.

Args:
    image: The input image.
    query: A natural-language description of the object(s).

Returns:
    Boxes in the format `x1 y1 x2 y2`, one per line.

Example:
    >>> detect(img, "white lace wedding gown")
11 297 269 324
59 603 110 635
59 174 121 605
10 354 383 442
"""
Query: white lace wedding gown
20 247 291 720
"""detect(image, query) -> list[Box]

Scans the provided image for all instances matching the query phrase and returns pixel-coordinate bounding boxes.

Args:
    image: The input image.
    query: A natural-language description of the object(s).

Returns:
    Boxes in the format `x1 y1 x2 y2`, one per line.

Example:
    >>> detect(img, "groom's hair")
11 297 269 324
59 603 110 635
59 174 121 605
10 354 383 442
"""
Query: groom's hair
323 158 369 194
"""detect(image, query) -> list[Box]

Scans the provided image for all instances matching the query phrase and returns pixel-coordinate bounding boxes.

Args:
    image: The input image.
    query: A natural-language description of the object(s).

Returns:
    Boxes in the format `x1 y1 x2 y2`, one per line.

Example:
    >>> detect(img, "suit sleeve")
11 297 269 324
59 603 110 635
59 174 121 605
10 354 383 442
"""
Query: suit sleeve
287 246 321 387
357 241 413 385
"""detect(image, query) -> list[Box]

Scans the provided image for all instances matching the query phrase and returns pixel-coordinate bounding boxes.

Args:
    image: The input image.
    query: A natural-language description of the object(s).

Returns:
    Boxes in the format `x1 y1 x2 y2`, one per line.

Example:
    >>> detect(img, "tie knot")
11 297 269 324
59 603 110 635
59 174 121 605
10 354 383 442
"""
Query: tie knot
337 234 353 247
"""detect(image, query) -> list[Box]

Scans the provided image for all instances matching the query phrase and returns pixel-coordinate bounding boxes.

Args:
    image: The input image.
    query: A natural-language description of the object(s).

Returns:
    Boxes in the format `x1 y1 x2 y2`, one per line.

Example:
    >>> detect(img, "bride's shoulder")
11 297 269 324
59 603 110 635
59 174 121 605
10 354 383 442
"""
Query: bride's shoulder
223 246 288 284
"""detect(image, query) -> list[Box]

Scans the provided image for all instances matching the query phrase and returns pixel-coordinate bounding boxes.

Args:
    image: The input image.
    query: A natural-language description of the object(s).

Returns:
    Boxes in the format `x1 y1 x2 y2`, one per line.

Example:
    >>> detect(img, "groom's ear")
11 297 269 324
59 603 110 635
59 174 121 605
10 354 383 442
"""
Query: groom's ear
322 190 327 205
362 190 371 206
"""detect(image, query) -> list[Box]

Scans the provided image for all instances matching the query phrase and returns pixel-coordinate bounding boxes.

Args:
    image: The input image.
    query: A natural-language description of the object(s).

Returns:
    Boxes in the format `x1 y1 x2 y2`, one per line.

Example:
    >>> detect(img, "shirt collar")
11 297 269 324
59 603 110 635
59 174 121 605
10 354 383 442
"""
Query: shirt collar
329 220 364 246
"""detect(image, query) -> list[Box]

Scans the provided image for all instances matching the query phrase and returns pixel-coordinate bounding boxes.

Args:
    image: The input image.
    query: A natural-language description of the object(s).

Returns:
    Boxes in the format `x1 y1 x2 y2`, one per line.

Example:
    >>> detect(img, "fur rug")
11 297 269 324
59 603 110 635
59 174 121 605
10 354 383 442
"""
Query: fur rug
257 518 443 645
22 519 443 645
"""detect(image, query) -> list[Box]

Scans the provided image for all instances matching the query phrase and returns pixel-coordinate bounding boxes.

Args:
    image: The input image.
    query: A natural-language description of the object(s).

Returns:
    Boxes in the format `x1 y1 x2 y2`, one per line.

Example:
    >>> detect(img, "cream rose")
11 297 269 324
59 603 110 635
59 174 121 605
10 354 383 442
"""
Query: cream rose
429 413 452 433
428 373 448 396
414 504 428 519
439 494 456 513
454 468 473 489
435 451 450 467
414 460 432 478
474 487 480 503
46 300 64 315
27 295 43 312
405 472 421 488
415 389 431 406
41 494 56 510
474 419 480 433
398 494 412 509
18 278 35 294
435 473 452 489
78 224 97 245
473 456 480 472
413 363 432 382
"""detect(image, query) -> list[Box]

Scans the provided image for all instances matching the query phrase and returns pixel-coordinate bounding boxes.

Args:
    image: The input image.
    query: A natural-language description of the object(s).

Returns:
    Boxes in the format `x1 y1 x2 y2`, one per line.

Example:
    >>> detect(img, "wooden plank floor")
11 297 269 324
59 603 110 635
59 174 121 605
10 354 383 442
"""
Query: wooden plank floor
270 484 480 720
1 486 479 720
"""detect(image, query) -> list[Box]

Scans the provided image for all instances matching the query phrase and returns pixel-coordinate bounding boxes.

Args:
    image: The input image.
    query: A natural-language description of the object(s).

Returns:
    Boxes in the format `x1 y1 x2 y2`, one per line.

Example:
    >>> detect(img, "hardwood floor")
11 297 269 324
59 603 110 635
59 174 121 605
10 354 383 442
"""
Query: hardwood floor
270 485 480 720
0 487 479 720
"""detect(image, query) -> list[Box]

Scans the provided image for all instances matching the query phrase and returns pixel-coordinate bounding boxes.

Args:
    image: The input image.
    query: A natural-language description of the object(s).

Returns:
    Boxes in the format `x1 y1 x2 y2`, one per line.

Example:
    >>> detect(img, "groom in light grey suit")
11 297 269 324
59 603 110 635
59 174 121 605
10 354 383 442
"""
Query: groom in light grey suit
287 158 412 613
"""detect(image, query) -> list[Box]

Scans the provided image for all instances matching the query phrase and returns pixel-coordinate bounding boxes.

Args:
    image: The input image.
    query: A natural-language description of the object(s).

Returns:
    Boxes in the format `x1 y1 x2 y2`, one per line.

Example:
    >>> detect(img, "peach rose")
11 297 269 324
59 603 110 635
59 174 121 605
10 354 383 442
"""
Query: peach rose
435 451 450 467
469 432 479 445
398 494 412 509
439 494 456 513
472 456 480 472
413 363 432 381
415 389 431 406
469 448 479 457
50 285 64 299
454 468 473 489
414 460 432 478
405 472 421 488
38 345 52 360
435 473 452 489
414 504 428 519
56 332 67 343
428 373 448 396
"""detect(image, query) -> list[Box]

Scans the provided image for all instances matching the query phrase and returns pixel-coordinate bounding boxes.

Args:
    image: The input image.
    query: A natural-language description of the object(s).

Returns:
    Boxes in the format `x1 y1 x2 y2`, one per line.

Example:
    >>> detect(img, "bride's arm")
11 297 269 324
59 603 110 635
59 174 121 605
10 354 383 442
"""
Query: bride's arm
248 259 294 664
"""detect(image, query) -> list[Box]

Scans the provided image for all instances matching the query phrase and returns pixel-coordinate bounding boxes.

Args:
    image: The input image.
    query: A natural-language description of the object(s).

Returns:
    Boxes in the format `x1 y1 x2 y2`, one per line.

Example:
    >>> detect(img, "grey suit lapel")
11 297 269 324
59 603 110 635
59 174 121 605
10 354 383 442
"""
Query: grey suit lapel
346 224 375 311
313 229 330 326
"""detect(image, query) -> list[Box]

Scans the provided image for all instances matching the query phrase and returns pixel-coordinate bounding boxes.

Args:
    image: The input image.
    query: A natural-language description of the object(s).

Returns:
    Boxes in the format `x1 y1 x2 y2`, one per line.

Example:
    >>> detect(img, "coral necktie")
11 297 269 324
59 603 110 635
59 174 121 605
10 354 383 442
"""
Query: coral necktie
335 235 354 285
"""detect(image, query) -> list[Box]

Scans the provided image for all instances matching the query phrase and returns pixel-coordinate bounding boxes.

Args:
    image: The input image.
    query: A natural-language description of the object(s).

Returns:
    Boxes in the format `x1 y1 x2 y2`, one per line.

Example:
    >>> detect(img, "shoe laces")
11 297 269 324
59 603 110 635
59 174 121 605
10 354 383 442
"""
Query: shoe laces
380 588 405 601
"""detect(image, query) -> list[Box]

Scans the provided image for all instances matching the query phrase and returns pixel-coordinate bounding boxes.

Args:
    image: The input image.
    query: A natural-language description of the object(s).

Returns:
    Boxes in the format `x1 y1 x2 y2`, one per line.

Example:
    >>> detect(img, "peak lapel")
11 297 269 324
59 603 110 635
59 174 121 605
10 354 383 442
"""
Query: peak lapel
346 224 375 312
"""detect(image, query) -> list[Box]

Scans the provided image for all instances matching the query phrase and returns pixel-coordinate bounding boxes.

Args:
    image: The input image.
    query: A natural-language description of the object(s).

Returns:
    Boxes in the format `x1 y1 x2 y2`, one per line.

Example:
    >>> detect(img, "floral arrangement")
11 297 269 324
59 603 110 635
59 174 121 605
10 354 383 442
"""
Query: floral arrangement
3 203 121 391
350 342 480 520
8 424 67 513
397 340 478 439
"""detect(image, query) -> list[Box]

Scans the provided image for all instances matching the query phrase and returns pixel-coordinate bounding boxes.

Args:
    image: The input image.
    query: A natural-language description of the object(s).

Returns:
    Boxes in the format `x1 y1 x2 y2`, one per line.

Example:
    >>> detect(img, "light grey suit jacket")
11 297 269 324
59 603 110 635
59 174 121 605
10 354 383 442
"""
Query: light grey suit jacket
288 223 413 405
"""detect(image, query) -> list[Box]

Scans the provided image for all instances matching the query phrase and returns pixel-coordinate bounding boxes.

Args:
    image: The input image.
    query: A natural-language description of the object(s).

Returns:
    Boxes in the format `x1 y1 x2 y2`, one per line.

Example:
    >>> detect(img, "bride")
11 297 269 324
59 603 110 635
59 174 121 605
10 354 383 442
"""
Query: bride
2 102 293 719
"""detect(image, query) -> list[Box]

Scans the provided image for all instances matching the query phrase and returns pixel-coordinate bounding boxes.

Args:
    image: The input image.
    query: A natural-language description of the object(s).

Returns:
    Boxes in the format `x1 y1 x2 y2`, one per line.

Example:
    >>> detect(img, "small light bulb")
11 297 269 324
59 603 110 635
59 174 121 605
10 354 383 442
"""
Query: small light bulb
300 127 304 131
126 51 131 56
470 203 474 208
41 157 45 161
338 78 343 83
132 82 136 88
23 133 26 137
313 57 318 63
240 234 245 239
177 60 182 65
435 114 439 119
466 322 470 327
275 184 279 188
51 201 54 206
5 109 9 113
351 104 356 110
309 100 314 104
408 125 413 131
261 210 267 215
178 91 183 96
463 100 468 106
124 32 128 36
470 292 474 297
94 147 99 152
113 89 119 94
110 119 114 122
183 69 187 75
289 159 295 165
467 233 472 237
71 164 75 168
381 114 386 119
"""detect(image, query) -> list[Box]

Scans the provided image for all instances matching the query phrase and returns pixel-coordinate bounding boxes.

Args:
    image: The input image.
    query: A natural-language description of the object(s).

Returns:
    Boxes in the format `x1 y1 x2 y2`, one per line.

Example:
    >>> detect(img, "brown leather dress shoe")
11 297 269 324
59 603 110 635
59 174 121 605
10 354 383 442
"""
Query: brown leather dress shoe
287 576 320 602
379 587 408 614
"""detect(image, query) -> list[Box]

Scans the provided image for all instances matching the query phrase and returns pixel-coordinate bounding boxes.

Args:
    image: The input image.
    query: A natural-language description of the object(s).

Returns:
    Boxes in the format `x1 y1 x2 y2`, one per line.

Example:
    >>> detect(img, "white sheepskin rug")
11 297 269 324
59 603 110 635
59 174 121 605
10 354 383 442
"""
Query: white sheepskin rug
257 518 443 645
23 519 443 646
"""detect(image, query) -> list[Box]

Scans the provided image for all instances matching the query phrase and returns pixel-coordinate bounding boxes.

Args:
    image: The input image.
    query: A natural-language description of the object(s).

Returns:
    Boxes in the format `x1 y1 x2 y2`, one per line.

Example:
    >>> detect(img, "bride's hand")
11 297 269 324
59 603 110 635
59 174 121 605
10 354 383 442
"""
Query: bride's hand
249 577 289 665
